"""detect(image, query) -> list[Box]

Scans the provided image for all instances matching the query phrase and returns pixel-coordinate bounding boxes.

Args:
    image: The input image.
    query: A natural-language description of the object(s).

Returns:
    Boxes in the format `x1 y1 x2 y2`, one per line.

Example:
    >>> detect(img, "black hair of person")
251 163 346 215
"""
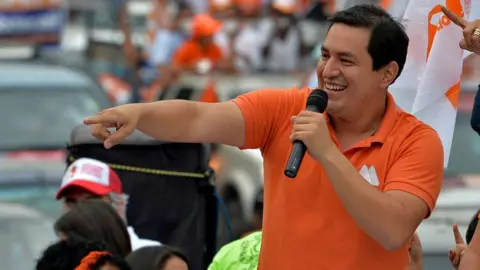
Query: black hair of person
466 209 480 244
54 199 132 257
36 237 106 270
328 4 409 84
125 245 189 270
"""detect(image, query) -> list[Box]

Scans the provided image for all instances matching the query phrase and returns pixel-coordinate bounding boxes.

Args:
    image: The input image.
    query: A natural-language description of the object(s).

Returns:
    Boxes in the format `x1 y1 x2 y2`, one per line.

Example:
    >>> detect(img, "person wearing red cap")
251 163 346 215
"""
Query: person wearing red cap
56 158 161 251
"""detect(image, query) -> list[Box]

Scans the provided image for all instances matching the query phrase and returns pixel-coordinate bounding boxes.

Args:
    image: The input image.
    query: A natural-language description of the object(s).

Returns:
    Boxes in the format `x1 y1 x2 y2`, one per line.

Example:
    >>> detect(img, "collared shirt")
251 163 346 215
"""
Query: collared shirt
127 226 161 251
232 87 444 270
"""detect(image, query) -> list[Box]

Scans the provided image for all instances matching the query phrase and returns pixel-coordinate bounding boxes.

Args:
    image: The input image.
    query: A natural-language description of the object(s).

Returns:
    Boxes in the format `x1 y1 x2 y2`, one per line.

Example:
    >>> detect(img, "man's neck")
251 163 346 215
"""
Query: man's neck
331 96 387 138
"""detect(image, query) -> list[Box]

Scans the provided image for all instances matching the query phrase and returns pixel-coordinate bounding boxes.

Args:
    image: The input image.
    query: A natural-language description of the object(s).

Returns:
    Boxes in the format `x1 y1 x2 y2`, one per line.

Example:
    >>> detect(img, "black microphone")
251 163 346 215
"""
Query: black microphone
284 89 328 178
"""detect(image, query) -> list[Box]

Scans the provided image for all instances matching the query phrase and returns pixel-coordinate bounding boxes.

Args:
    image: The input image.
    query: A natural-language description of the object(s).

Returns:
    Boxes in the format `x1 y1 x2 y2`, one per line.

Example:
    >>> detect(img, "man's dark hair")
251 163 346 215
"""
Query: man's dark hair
328 4 409 84
126 245 189 270
466 209 480 244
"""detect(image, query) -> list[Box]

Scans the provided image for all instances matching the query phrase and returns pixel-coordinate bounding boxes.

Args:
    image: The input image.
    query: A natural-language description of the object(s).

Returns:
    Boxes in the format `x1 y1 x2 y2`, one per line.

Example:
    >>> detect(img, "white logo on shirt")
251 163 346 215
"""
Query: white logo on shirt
359 165 379 186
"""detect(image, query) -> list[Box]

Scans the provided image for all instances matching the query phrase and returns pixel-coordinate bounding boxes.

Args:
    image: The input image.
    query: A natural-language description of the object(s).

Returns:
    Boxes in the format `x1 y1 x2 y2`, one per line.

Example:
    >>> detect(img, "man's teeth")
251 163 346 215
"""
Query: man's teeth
325 83 347 92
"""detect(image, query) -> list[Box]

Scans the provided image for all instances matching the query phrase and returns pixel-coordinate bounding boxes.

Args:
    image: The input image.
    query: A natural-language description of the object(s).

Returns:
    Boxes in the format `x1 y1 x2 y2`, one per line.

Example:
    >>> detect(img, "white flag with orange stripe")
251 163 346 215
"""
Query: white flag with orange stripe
389 0 471 168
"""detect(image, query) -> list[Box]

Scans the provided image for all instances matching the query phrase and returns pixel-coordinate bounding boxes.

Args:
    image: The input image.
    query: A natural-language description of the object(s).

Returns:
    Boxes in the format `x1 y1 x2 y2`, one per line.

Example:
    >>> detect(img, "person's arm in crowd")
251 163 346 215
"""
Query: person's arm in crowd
118 0 137 66
470 85 480 135
317 128 443 250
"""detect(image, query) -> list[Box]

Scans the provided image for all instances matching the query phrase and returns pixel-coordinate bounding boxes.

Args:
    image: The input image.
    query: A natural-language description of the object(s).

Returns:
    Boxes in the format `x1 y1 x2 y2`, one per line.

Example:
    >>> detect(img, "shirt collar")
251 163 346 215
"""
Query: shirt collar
324 92 399 146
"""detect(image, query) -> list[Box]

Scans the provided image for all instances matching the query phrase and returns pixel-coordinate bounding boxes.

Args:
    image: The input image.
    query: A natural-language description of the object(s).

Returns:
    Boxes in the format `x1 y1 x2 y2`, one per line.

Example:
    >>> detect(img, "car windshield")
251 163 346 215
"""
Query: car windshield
0 88 102 150
444 111 480 175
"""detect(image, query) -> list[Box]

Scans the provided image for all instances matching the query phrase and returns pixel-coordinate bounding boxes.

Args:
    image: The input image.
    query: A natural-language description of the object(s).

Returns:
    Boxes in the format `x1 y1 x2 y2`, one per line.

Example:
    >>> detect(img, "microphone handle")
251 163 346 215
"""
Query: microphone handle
284 105 321 178
284 141 307 178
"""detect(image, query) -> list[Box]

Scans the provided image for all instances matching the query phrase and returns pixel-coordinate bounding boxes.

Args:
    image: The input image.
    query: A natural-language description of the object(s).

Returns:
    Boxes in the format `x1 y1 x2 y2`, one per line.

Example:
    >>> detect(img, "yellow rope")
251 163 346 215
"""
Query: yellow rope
68 156 210 179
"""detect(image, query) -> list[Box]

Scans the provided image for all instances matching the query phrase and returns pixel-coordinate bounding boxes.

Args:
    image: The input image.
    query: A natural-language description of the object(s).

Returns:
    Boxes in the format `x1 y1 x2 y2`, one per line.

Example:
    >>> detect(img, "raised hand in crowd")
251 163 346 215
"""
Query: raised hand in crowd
441 6 480 55
449 224 468 269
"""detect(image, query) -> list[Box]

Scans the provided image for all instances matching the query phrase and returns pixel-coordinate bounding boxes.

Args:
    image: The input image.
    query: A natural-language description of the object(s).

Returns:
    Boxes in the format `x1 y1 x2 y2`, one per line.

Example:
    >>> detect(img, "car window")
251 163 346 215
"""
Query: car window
0 186 62 219
0 217 56 269
445 111 480 176
0 88 102 150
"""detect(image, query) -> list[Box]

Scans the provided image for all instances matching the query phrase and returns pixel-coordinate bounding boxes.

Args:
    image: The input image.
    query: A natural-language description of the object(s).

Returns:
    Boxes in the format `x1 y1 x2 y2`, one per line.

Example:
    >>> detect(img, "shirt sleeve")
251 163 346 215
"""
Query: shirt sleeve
232 87 308 151
383 126 444 217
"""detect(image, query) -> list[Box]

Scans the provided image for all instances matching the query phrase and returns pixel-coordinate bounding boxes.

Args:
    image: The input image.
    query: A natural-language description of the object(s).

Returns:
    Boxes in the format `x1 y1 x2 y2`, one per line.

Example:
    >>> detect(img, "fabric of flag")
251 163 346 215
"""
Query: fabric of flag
389 0 471 168
380 0 410 19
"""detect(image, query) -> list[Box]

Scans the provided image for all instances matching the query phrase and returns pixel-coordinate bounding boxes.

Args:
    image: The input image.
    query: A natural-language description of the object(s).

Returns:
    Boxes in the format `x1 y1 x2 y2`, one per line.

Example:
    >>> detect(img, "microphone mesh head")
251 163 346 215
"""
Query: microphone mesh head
307 89 328 112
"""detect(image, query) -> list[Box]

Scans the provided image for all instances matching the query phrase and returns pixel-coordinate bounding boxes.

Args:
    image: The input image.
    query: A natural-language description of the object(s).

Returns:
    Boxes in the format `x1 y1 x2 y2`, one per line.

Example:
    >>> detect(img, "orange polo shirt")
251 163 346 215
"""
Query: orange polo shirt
232 87 443 270
172 40 223 70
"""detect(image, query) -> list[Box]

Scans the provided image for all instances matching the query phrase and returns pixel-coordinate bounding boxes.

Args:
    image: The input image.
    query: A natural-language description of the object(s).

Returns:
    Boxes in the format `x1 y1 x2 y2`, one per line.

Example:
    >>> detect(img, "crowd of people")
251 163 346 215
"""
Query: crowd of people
30 1 480 270
106 0 347 102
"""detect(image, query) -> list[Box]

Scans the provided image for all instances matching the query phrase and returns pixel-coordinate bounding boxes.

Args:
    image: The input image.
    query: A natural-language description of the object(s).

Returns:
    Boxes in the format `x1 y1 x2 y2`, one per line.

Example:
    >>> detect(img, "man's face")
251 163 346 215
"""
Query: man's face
197 36 213 46
61 188 108 212
317 23 389 118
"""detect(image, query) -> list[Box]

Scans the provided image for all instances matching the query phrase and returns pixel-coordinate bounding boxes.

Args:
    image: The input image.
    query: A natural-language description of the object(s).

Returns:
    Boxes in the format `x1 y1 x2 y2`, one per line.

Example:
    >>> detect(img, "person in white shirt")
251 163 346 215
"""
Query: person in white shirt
56 157 161 251
261 6 303 72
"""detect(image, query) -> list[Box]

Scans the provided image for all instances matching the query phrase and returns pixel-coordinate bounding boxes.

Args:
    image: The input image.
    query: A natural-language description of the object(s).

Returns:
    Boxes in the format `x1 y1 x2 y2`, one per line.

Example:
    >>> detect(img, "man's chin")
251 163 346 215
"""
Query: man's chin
325 101 343 116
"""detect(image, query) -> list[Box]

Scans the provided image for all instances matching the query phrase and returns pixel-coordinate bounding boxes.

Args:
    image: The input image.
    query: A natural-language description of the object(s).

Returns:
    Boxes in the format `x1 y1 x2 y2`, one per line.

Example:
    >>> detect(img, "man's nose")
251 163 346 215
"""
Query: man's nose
322 58 342 79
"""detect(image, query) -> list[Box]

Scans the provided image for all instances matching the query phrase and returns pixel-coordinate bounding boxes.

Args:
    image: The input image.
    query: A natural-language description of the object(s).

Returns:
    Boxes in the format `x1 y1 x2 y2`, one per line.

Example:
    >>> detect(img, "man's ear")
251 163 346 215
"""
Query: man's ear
380 61 399 88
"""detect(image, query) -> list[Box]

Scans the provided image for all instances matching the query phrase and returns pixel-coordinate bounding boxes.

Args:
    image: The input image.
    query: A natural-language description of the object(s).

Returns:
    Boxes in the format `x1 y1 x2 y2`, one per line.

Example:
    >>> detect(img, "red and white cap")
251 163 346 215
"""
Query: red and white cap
56 158 122 200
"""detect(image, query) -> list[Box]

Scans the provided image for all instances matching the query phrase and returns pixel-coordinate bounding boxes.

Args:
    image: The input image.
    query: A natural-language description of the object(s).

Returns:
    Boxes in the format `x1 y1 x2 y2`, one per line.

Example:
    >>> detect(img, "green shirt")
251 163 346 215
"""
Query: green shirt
208 231 262 270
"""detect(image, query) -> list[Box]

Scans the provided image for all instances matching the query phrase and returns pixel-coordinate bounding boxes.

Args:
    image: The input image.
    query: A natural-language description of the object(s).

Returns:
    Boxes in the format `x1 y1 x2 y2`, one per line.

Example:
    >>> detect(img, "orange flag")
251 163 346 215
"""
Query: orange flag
199 79 219 103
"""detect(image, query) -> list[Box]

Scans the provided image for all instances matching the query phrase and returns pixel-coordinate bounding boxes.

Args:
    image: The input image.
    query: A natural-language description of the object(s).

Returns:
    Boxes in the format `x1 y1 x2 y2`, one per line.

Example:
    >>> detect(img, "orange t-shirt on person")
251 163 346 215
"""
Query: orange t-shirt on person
172 13 224 70
172 40 223 70
231 87 444 270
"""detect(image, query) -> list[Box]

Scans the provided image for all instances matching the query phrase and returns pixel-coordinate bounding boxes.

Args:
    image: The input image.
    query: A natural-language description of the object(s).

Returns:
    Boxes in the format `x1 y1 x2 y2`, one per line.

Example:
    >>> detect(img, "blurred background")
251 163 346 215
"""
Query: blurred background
1 0 480 269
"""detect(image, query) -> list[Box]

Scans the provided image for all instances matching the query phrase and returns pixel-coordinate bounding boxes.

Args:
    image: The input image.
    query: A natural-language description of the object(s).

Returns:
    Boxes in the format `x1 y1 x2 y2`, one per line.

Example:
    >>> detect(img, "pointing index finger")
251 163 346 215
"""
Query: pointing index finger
441 5 467 29
83 112 118 126
453 224 465 245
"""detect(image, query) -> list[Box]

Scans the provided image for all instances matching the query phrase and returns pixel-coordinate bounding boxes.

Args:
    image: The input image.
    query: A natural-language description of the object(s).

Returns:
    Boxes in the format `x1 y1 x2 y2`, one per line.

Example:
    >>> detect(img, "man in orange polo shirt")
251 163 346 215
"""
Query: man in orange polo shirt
84 4 443 270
